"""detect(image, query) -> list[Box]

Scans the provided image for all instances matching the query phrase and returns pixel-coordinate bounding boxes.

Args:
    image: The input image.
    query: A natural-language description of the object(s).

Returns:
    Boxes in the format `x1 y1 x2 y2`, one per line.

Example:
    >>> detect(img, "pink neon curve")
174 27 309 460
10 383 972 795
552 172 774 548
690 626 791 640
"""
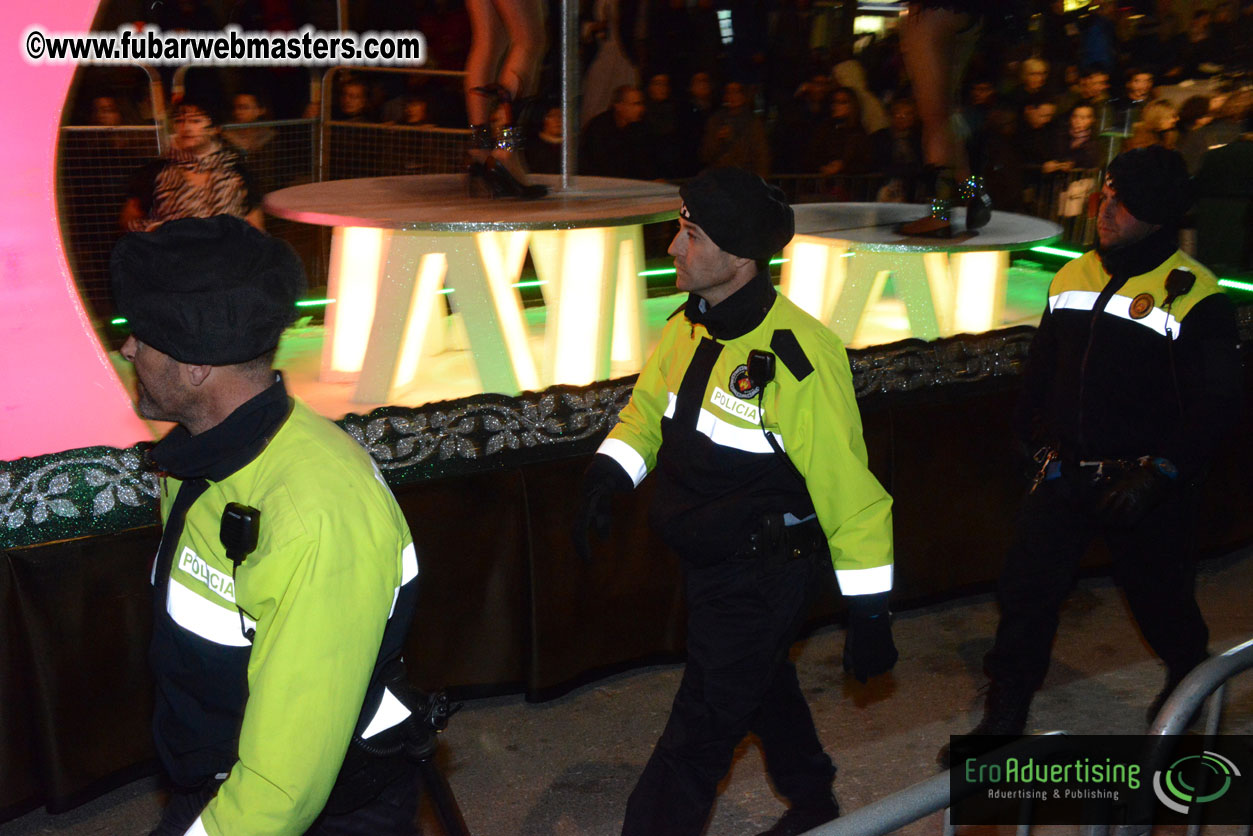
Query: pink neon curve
1 4 152 459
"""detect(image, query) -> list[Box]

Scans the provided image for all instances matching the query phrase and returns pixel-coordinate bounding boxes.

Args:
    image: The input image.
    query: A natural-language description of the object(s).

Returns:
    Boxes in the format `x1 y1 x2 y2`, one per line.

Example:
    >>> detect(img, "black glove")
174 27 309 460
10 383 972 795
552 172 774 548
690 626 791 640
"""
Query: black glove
570 454 633 563
1097 458 1173 527
842 591 898 683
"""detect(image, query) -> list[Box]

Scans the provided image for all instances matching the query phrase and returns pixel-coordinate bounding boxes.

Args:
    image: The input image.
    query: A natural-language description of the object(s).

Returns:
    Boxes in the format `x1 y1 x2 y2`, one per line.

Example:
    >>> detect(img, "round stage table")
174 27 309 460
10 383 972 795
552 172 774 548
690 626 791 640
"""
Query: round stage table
266 174 679 403
781 203 1062 344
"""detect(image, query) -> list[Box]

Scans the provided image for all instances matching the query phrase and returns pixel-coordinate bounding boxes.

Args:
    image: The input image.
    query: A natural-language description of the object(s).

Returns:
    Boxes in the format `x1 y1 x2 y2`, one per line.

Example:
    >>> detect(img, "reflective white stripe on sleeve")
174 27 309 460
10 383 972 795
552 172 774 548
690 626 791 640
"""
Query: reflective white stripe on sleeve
598 438 649 487
661 391 783 454
1049 291 1181 339
182 814 210 836
835 564 893 595
390 542 420 619
167 577 255 647
401 542 418 585
360 686 413 739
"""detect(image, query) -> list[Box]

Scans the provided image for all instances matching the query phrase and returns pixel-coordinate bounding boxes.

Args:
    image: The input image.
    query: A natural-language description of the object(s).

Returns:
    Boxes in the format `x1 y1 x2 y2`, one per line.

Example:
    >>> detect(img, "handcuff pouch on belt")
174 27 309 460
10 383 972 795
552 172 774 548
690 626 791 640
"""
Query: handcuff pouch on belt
737 513 827 565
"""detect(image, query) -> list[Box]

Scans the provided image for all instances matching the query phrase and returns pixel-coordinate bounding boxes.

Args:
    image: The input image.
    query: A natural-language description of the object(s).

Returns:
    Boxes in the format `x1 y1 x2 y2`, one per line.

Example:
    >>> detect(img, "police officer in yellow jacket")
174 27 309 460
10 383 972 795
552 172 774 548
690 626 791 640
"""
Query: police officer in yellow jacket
572 168 898 836
955 146 1243 746
113 216 422 836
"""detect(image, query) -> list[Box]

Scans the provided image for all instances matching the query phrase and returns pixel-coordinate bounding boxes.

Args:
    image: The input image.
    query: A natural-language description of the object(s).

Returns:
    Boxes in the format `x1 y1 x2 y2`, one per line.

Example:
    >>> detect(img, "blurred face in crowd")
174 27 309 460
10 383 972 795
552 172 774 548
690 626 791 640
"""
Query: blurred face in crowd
92 96 123 127
1126 72 1153 102
647 74 671 103
970 81 996 106
403 98 429 125
723 82 747 112
340 82 367 117
890 99 918 132
1190 11 1211 38
1097 177 1159 249
1081 72 1110 101
1071 105 1096 133
613 89 646 126
690 72 713 105
1022 60 1048 93
232 93 266 124
173 104 218 154
802 74 831 107
831 90 856 120
1025 101 1057 129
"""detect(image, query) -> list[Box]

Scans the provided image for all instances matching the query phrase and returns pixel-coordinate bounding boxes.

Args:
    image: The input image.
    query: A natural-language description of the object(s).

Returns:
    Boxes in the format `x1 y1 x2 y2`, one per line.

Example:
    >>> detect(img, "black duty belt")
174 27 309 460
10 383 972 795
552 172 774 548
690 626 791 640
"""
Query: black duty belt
737 514 827 563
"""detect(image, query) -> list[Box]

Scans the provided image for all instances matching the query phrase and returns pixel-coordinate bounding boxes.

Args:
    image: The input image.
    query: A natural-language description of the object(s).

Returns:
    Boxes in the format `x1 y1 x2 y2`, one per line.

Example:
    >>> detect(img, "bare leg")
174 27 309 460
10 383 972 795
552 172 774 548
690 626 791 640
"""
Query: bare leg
465 0 508 161
899 3 992 232
898 4 973 178
465 0 547 195
493 0 547 102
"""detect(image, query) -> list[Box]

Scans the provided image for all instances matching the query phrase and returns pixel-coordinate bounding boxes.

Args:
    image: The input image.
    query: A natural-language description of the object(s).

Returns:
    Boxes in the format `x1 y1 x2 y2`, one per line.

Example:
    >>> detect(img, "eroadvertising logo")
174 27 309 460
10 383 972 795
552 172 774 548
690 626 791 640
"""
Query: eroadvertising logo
1153 751 1241 815
950 736 1253 826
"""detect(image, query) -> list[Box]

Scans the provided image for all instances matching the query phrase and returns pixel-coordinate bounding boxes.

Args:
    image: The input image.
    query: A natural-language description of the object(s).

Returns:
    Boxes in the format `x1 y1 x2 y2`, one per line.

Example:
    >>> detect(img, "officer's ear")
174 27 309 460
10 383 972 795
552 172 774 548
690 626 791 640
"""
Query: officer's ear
183 363 214 387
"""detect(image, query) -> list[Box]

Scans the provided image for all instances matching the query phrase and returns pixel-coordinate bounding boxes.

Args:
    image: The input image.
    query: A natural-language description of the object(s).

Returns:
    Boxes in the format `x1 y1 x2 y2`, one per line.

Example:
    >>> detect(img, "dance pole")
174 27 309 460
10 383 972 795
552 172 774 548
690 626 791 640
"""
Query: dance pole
561 0 578 191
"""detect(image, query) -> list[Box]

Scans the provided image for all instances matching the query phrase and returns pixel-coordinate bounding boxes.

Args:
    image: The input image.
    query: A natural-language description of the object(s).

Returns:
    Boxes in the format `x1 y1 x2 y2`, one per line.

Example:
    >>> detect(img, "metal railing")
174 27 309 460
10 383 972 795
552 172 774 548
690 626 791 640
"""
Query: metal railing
319 66 469 182
1023 166 1103 247
56 124 164 324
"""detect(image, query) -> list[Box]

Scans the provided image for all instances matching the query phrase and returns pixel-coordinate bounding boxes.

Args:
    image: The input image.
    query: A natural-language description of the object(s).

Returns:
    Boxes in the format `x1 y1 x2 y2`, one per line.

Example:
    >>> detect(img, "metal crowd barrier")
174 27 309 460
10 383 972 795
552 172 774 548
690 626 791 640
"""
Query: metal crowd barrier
320 66 469 182
1024 165 1103 247
57 125 163 325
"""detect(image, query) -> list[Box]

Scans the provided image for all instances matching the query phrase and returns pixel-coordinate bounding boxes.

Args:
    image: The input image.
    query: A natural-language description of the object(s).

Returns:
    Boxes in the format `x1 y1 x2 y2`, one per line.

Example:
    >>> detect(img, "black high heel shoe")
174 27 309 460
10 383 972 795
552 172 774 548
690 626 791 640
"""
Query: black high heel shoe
898 173 992 237
467 155 548 199
961 174 993 230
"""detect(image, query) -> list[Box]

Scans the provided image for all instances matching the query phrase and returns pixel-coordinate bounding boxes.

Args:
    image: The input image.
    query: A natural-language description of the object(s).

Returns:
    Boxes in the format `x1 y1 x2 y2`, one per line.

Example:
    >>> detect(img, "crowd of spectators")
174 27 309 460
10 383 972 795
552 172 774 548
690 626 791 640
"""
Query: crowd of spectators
67 0 1253 240
549 0 1253 210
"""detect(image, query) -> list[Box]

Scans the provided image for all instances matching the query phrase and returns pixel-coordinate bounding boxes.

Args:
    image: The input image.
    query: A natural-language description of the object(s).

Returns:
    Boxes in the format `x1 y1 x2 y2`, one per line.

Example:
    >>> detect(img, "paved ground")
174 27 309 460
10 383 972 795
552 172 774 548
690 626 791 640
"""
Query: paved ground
5 548 1252 836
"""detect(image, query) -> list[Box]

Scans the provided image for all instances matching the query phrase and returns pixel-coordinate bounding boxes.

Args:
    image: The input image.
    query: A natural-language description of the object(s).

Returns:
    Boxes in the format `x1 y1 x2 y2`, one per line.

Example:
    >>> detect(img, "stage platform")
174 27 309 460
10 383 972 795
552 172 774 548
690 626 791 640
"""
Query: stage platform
105 259 1057 427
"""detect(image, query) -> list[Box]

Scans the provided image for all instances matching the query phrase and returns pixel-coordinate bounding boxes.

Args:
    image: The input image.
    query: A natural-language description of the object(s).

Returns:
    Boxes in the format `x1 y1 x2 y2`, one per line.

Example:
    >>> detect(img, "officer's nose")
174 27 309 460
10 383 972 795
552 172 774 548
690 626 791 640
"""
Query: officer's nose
120 335 138 362
668 232 683 258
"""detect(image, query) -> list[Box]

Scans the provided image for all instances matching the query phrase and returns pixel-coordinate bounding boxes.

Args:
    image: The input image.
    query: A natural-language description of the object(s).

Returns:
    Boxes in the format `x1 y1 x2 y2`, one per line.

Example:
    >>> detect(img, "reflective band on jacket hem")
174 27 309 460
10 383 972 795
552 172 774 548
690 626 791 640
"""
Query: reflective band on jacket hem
835 564 893 595
167 577 255 647
1049 291 1181 339
360 686 413 739
662 392 784 454
182 814 210 836
599 438 649 487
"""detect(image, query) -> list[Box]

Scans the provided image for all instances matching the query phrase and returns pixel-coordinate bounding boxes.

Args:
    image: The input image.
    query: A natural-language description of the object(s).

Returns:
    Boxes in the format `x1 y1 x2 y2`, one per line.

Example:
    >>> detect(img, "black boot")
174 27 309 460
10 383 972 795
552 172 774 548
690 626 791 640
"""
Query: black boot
938 679 1033 769
756 794 840 836
466 87 548 200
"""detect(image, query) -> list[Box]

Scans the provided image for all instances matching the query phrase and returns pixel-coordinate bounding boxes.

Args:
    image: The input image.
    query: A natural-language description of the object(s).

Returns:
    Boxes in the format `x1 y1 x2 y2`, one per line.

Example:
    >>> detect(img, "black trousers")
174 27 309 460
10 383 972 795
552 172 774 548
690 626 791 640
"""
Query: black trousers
621 552 836 836
985 475 1209 693
149 760 420 836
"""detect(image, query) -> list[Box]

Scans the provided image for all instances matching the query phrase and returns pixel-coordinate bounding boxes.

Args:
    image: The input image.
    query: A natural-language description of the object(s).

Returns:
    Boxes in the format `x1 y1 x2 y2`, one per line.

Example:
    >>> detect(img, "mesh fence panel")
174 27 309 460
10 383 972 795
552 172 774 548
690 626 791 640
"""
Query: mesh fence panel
325 122 471 180
57 126 163 324
1024 166 1102 247
221 119 326 293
